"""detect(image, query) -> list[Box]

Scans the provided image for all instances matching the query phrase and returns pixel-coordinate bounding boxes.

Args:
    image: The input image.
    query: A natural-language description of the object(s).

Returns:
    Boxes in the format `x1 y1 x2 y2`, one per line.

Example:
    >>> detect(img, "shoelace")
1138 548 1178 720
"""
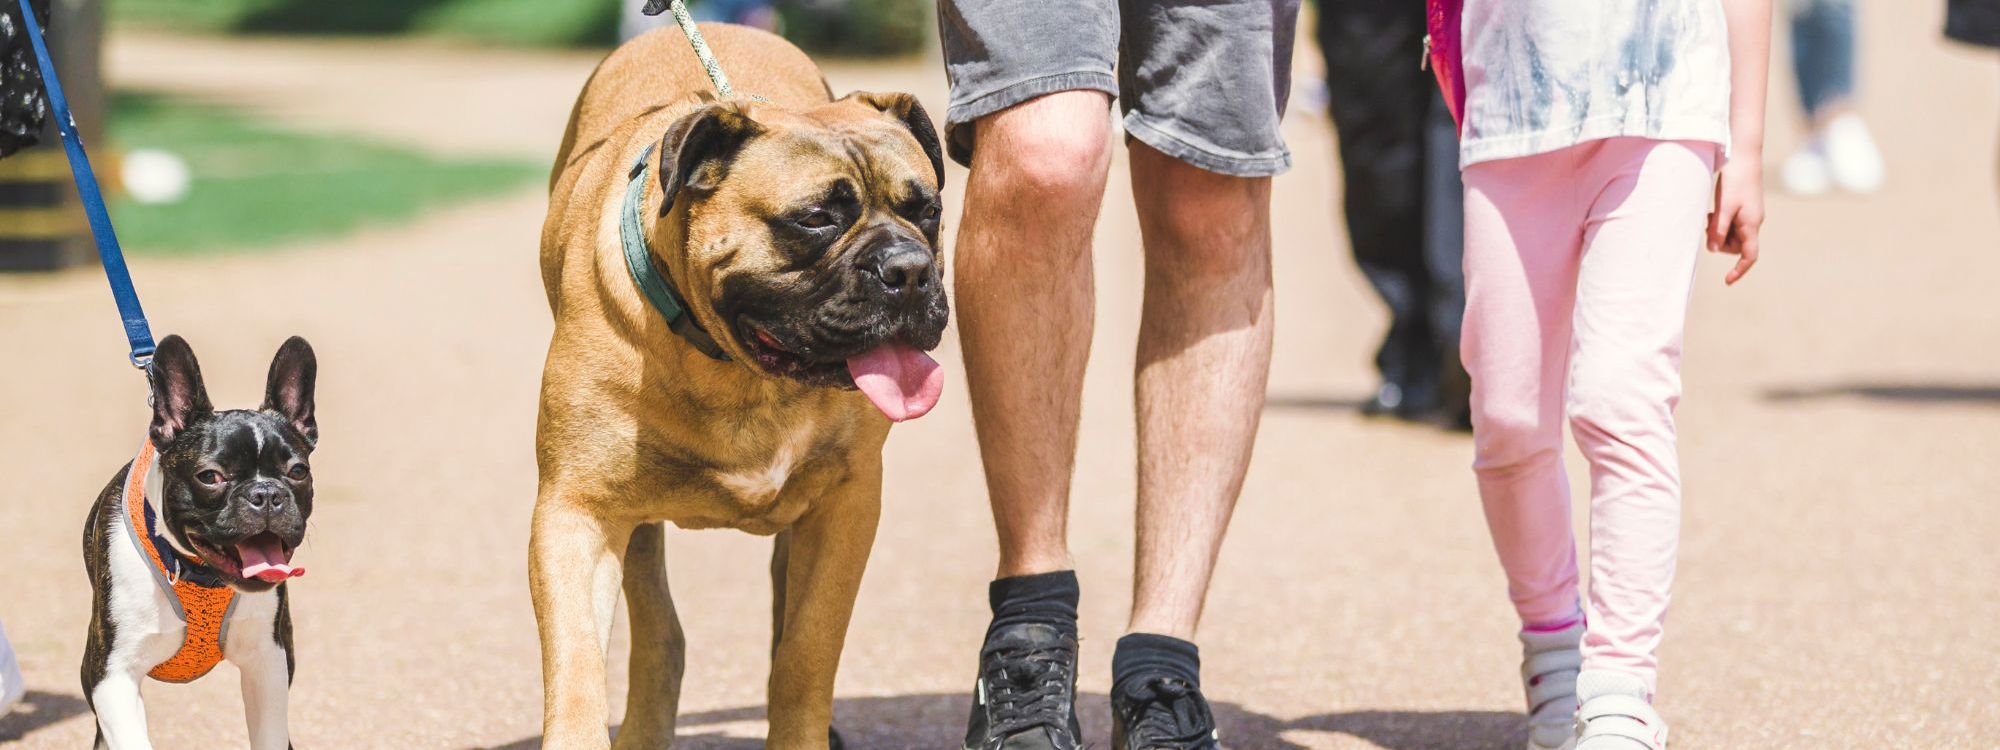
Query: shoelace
1117 676 1216 750
983 640 1076 736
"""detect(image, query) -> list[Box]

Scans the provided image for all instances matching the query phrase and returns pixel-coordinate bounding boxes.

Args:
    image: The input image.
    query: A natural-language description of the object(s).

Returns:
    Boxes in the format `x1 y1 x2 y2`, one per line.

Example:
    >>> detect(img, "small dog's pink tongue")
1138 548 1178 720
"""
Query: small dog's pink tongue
845 342 943 422
236 537 303 583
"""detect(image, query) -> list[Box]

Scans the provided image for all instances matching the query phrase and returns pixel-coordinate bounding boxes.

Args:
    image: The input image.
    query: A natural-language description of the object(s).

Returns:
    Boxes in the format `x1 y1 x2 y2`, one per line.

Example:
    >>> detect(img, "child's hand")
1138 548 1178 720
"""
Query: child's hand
1708 157 1764 285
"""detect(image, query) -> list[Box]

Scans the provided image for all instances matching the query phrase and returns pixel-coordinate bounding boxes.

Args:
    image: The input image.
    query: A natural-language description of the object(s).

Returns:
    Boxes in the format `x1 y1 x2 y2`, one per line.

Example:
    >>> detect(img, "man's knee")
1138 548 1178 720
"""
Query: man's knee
1133 156 1273 279
968 93 1114 201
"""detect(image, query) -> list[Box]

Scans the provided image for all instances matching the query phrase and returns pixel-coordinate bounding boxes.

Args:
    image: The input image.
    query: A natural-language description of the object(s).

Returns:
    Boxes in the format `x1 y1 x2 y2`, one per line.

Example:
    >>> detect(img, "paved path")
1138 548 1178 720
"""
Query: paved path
4 3 1998 747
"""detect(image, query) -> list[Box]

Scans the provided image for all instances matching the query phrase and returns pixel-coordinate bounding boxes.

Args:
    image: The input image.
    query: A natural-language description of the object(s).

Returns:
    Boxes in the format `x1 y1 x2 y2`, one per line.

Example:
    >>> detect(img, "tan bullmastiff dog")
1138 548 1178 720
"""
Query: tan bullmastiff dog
532 22 949 750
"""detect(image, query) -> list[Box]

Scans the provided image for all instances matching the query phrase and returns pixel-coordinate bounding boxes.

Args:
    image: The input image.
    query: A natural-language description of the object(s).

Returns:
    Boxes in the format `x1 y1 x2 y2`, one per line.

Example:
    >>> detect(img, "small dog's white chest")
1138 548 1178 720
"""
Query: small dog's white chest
104 511 190 669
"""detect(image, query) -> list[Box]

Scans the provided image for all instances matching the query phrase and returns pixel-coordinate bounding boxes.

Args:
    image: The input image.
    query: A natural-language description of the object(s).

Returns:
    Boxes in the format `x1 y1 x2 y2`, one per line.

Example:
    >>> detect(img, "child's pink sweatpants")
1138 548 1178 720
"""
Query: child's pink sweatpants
1460 137 1718 694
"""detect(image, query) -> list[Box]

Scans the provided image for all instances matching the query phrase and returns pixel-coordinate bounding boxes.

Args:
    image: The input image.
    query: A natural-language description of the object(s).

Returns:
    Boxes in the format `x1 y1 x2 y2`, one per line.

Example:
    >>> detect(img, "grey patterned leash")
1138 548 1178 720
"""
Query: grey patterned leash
663 0 734 97
642 0 768 102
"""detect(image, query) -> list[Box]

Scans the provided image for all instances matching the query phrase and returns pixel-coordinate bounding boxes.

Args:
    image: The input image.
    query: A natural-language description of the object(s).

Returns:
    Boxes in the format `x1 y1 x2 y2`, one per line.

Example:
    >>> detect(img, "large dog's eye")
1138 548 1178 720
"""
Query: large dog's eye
795 209 837 230
287 463 310 481
196 470 226 486
921 202 941 222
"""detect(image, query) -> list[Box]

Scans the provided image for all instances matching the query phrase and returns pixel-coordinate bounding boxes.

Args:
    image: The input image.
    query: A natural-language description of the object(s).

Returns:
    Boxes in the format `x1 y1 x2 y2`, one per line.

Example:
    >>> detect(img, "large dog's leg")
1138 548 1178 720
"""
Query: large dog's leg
768 529 789 661
765 463 881 749
614 522 685 750
769 533 844 749
532 495 632 750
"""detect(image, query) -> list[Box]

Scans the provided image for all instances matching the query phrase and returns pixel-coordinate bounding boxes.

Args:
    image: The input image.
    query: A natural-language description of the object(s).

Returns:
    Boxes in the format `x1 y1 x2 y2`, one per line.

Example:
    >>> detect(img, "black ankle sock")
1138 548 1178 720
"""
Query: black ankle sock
1111 633 1200 691
986 570 1080 638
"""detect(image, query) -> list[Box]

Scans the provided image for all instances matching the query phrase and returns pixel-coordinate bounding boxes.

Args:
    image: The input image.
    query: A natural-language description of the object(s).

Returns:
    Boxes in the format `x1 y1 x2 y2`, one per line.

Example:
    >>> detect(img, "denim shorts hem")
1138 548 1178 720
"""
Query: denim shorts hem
1123 114 1293 178
943 71 1120 167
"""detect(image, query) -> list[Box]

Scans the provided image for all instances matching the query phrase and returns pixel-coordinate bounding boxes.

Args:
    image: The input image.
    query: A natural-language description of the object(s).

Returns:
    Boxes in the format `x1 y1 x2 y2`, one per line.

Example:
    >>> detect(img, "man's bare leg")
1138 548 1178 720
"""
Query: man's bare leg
954 91 1115 578
1125 142 1276 640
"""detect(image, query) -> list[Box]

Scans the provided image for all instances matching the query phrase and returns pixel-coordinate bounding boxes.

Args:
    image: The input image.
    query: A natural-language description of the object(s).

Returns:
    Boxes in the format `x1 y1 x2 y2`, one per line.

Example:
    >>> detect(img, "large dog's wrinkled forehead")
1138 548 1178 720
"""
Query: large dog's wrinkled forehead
655 92 945 224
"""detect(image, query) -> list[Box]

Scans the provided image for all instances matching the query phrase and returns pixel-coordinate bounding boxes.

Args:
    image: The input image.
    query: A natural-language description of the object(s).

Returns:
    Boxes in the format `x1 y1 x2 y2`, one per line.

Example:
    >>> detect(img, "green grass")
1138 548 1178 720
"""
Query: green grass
108 0 932 54
110 0 622 48
108 92 543 255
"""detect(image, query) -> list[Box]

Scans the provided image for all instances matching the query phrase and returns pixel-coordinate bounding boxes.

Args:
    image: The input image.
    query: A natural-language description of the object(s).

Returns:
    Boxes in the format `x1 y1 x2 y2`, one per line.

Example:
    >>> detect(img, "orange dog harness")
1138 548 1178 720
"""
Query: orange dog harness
123 439 236 683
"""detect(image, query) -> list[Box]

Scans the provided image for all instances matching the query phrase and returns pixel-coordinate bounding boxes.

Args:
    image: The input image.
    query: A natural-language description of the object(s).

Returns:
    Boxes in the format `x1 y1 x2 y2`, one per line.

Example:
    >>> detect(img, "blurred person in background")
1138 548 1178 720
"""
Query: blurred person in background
1948 0 2000 202
1780 0 1886 195
620 0 776 42
1316 0 1471 429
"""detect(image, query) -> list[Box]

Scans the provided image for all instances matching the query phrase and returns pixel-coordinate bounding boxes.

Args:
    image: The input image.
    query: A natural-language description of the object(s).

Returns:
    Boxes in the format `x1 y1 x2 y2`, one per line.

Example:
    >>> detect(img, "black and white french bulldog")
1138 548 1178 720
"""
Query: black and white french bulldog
81 334 316 750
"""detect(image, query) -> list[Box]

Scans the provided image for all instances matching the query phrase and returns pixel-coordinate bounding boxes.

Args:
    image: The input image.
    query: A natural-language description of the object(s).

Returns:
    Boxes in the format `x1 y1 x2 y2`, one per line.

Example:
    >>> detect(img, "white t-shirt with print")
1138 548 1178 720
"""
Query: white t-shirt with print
1458 0 1733 167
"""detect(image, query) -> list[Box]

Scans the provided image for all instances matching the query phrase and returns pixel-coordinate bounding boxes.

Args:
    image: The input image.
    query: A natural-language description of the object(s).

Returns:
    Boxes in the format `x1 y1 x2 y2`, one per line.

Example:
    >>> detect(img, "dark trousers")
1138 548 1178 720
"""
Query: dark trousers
1318 0 1468 416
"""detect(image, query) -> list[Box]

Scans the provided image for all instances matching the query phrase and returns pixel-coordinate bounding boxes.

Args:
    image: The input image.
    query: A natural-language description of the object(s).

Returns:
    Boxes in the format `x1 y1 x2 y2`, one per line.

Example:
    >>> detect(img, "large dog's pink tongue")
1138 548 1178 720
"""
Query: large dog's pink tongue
236 536 303 583
846 342 943 422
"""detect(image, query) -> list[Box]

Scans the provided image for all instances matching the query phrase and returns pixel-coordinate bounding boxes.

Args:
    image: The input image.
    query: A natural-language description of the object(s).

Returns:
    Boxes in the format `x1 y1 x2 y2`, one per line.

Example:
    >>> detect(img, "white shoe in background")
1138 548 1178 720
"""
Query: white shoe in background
1782 143 1834 196
1821 113 1885 194
0 619 24 717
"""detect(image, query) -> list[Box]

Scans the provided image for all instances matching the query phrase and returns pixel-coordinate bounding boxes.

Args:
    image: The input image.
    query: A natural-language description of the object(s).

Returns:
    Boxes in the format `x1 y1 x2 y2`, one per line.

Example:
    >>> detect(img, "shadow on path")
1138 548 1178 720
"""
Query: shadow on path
470 692 1522 749
0 690 91 742
1764 381 2000 406
1264 393 1370 413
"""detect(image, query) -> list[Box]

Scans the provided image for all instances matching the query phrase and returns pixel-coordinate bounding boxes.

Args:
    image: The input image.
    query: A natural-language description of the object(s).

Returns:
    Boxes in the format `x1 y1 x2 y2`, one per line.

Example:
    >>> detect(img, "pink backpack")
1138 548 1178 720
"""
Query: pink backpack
1426 0 1466 130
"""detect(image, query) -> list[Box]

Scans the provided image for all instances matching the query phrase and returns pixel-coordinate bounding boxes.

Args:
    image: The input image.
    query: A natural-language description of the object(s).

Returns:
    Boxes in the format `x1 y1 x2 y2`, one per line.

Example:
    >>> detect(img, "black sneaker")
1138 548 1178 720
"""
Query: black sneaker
963 623 1082 750
1110 674 1221 750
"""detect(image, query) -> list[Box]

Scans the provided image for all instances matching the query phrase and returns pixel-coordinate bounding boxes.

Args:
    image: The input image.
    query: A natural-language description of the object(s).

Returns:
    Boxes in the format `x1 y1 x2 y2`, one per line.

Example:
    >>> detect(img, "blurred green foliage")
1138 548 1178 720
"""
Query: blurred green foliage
111 0 621 48
777 0 929 57
109 92 542 254
110 0 930 55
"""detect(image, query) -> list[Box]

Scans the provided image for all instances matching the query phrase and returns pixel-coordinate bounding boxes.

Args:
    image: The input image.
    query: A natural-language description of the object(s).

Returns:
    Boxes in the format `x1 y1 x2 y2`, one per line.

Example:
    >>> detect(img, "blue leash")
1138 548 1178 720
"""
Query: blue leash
15 0 156 368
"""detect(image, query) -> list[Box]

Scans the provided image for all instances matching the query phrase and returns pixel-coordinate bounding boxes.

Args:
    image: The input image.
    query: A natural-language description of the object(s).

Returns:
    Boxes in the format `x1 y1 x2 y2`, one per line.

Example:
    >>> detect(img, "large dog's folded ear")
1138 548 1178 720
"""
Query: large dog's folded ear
262 336 318 445
657 103 766 214
148 335 213 449
840 92 945 189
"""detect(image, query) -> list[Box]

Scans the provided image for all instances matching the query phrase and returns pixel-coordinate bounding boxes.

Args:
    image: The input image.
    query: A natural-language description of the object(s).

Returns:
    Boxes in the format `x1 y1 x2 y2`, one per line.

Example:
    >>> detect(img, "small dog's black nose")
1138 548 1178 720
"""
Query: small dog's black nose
244 482 288 512
876 248 933 294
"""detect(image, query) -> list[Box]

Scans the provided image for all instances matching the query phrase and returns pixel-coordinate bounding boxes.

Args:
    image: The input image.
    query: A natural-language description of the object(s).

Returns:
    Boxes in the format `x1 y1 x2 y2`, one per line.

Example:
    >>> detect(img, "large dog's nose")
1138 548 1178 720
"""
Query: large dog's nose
875 246 934 295
243 481 289 514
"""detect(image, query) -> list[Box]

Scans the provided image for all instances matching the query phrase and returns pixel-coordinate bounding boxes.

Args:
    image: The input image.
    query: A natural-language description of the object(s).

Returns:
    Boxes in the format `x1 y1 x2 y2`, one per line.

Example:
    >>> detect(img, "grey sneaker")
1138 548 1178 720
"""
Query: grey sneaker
1520 622 1584 750
1574 670 1668 750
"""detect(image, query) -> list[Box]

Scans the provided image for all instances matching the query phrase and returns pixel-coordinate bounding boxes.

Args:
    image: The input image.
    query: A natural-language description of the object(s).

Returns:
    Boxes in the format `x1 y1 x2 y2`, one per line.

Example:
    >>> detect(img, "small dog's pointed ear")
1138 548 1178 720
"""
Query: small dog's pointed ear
657 103 765 214
262 336 318 444
641 0 672 15
840 91 944 189
147 335 212 449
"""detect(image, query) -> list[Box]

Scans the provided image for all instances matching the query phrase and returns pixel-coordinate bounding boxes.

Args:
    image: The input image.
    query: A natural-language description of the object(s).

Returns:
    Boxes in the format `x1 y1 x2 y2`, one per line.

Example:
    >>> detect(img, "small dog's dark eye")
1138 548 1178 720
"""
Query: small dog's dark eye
287 464 310 481
795 210 836 229
196 470 225 486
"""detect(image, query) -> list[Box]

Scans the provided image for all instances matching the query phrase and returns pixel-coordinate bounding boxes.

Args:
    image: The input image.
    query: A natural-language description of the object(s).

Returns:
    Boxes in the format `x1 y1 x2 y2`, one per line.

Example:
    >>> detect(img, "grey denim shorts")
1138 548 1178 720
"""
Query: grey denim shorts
937 0 1302 177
